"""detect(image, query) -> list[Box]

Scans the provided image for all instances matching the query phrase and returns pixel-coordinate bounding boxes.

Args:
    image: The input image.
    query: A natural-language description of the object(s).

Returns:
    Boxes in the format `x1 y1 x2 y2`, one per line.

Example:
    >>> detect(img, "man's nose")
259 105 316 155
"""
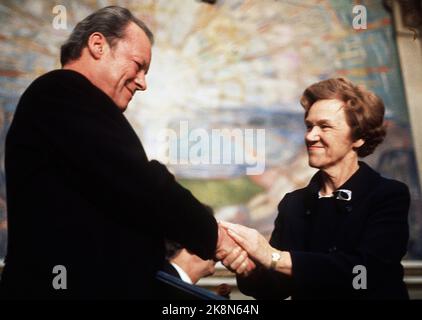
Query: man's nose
305 126 320 142
134 74 147 91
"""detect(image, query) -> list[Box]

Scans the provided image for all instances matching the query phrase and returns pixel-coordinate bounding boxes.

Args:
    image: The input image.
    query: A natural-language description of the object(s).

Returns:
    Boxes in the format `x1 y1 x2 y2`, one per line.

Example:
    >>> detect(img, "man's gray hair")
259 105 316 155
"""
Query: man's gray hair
60 6 154 66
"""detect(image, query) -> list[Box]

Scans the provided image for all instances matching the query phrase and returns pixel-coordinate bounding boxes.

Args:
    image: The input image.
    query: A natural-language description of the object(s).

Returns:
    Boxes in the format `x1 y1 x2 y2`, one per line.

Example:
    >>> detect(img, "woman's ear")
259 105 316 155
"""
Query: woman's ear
353 138 365 148
87 32 108 59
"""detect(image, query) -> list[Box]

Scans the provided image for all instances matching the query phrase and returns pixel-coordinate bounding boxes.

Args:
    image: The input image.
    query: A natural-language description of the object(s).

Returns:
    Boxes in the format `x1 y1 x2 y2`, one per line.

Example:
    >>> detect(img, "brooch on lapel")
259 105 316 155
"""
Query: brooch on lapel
333 189 352 201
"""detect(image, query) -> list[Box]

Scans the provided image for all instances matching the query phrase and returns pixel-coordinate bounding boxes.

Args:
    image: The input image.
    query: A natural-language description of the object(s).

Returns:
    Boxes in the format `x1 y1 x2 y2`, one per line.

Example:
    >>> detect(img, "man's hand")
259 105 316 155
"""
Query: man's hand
215 224 256 276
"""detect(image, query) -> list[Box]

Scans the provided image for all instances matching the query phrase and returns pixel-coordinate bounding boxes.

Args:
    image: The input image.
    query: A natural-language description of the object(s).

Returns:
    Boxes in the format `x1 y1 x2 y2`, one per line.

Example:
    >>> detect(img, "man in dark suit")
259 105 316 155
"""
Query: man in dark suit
0 6 253 299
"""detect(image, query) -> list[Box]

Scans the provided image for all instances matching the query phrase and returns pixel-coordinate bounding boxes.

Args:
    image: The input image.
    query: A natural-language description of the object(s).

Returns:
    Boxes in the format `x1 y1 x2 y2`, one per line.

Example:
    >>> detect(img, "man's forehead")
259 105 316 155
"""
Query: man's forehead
124 22 151 43
117 24 151 61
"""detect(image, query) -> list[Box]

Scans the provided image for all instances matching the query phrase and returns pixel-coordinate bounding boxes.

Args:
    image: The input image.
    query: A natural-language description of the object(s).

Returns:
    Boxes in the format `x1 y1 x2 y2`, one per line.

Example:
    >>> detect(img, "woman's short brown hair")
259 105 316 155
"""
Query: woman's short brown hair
300 78 386 157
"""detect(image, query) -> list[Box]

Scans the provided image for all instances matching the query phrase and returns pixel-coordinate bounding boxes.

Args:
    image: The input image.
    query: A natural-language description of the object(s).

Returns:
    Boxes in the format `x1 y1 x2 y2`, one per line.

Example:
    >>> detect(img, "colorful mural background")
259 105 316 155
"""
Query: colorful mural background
0 0 421 261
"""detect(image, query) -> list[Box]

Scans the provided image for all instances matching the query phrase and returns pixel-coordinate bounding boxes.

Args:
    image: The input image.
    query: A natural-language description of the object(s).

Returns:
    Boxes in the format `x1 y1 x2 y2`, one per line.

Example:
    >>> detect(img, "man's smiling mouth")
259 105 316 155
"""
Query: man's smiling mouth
125 86 134 96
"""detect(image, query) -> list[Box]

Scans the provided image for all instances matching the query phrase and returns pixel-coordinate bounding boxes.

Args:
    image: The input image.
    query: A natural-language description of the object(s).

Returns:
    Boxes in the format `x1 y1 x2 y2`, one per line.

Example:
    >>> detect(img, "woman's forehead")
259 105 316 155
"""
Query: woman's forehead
306 99 346 119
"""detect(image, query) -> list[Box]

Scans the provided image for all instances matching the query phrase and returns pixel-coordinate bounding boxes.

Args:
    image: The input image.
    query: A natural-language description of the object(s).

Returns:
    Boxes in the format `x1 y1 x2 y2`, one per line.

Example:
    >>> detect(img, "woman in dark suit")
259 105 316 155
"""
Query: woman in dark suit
219 78 410 299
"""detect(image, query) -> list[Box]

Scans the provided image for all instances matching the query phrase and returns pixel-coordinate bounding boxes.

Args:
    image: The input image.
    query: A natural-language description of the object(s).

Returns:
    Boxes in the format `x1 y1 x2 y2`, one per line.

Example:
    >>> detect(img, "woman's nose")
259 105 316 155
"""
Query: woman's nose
305 126 320 142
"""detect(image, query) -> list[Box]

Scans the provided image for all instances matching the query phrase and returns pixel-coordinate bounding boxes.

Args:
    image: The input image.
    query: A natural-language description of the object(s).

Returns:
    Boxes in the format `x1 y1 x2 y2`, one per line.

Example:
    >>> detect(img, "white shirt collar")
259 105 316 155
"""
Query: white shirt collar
318 191 335 199
170 262 193 284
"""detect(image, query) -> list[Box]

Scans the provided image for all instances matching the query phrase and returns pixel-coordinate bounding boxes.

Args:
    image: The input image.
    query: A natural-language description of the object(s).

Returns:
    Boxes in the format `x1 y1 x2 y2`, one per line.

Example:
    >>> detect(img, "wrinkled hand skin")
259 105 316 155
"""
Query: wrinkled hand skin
215 225 256 275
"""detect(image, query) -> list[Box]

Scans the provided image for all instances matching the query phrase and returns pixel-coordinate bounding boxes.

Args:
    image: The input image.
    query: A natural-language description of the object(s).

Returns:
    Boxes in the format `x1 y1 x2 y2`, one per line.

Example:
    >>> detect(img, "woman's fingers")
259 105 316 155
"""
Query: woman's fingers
222 246 241 266
220 247 251 276
246 259 256 272
219 221 259 253
230 250 248 271
236 260 249 276
227 228 250 252
219 221 237 229
219 221 251 238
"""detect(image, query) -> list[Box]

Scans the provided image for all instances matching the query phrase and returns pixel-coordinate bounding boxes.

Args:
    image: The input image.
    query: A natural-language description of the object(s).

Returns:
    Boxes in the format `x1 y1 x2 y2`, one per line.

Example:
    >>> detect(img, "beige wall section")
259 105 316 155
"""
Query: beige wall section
393 2 422 188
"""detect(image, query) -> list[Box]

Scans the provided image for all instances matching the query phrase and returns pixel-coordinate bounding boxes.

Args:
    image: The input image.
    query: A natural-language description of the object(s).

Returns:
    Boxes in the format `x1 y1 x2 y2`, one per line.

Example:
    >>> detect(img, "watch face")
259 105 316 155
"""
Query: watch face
272 252 281 261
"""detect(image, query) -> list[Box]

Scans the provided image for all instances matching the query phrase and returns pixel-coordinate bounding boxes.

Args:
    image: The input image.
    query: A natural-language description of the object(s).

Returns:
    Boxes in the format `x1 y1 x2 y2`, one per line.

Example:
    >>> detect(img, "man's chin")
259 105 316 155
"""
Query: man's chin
116 102 128 112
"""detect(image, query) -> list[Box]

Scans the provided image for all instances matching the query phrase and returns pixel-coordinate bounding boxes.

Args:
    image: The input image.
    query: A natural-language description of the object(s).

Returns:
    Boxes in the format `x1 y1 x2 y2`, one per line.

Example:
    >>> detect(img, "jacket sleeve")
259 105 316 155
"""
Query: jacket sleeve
12 74 218 259
289 180 410 297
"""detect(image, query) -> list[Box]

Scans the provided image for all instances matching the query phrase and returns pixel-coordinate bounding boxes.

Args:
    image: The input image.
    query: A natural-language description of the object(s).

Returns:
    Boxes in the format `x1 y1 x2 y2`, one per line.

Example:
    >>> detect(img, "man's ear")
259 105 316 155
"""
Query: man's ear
87 32 108 59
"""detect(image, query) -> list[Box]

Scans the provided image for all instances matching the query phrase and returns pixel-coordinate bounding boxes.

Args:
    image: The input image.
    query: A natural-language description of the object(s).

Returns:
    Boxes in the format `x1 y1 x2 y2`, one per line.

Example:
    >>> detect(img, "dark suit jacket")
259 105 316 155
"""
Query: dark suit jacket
238 162 410 299
0 70 218 299
162 261 181 279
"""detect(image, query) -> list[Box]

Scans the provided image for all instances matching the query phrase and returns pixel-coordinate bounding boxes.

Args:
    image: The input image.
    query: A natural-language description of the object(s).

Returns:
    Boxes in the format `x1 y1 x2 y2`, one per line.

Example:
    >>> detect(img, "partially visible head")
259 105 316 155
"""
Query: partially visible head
300 78 386 169
177 249 217 283
166 241 216 284
61 6 154 111
165 241 183 261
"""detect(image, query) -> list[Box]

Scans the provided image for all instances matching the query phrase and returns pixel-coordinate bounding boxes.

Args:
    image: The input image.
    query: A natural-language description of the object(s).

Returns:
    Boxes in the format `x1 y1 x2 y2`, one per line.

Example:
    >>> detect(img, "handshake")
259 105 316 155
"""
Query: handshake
214 221 279 277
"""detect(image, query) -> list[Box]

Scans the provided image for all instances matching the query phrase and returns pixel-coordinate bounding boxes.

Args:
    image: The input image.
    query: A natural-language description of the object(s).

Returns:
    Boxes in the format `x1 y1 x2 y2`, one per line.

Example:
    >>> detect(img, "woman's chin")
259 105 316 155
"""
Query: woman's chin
308 157 323 169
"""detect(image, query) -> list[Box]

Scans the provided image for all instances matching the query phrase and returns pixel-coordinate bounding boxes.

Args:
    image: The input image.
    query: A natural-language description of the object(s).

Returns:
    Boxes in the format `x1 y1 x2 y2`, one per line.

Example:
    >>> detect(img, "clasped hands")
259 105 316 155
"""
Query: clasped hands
214 221 278 277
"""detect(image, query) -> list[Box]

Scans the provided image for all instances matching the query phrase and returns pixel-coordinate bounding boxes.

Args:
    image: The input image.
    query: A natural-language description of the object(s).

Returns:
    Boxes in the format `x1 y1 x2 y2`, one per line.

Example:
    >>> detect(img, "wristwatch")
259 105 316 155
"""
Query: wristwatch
270 251 281 269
